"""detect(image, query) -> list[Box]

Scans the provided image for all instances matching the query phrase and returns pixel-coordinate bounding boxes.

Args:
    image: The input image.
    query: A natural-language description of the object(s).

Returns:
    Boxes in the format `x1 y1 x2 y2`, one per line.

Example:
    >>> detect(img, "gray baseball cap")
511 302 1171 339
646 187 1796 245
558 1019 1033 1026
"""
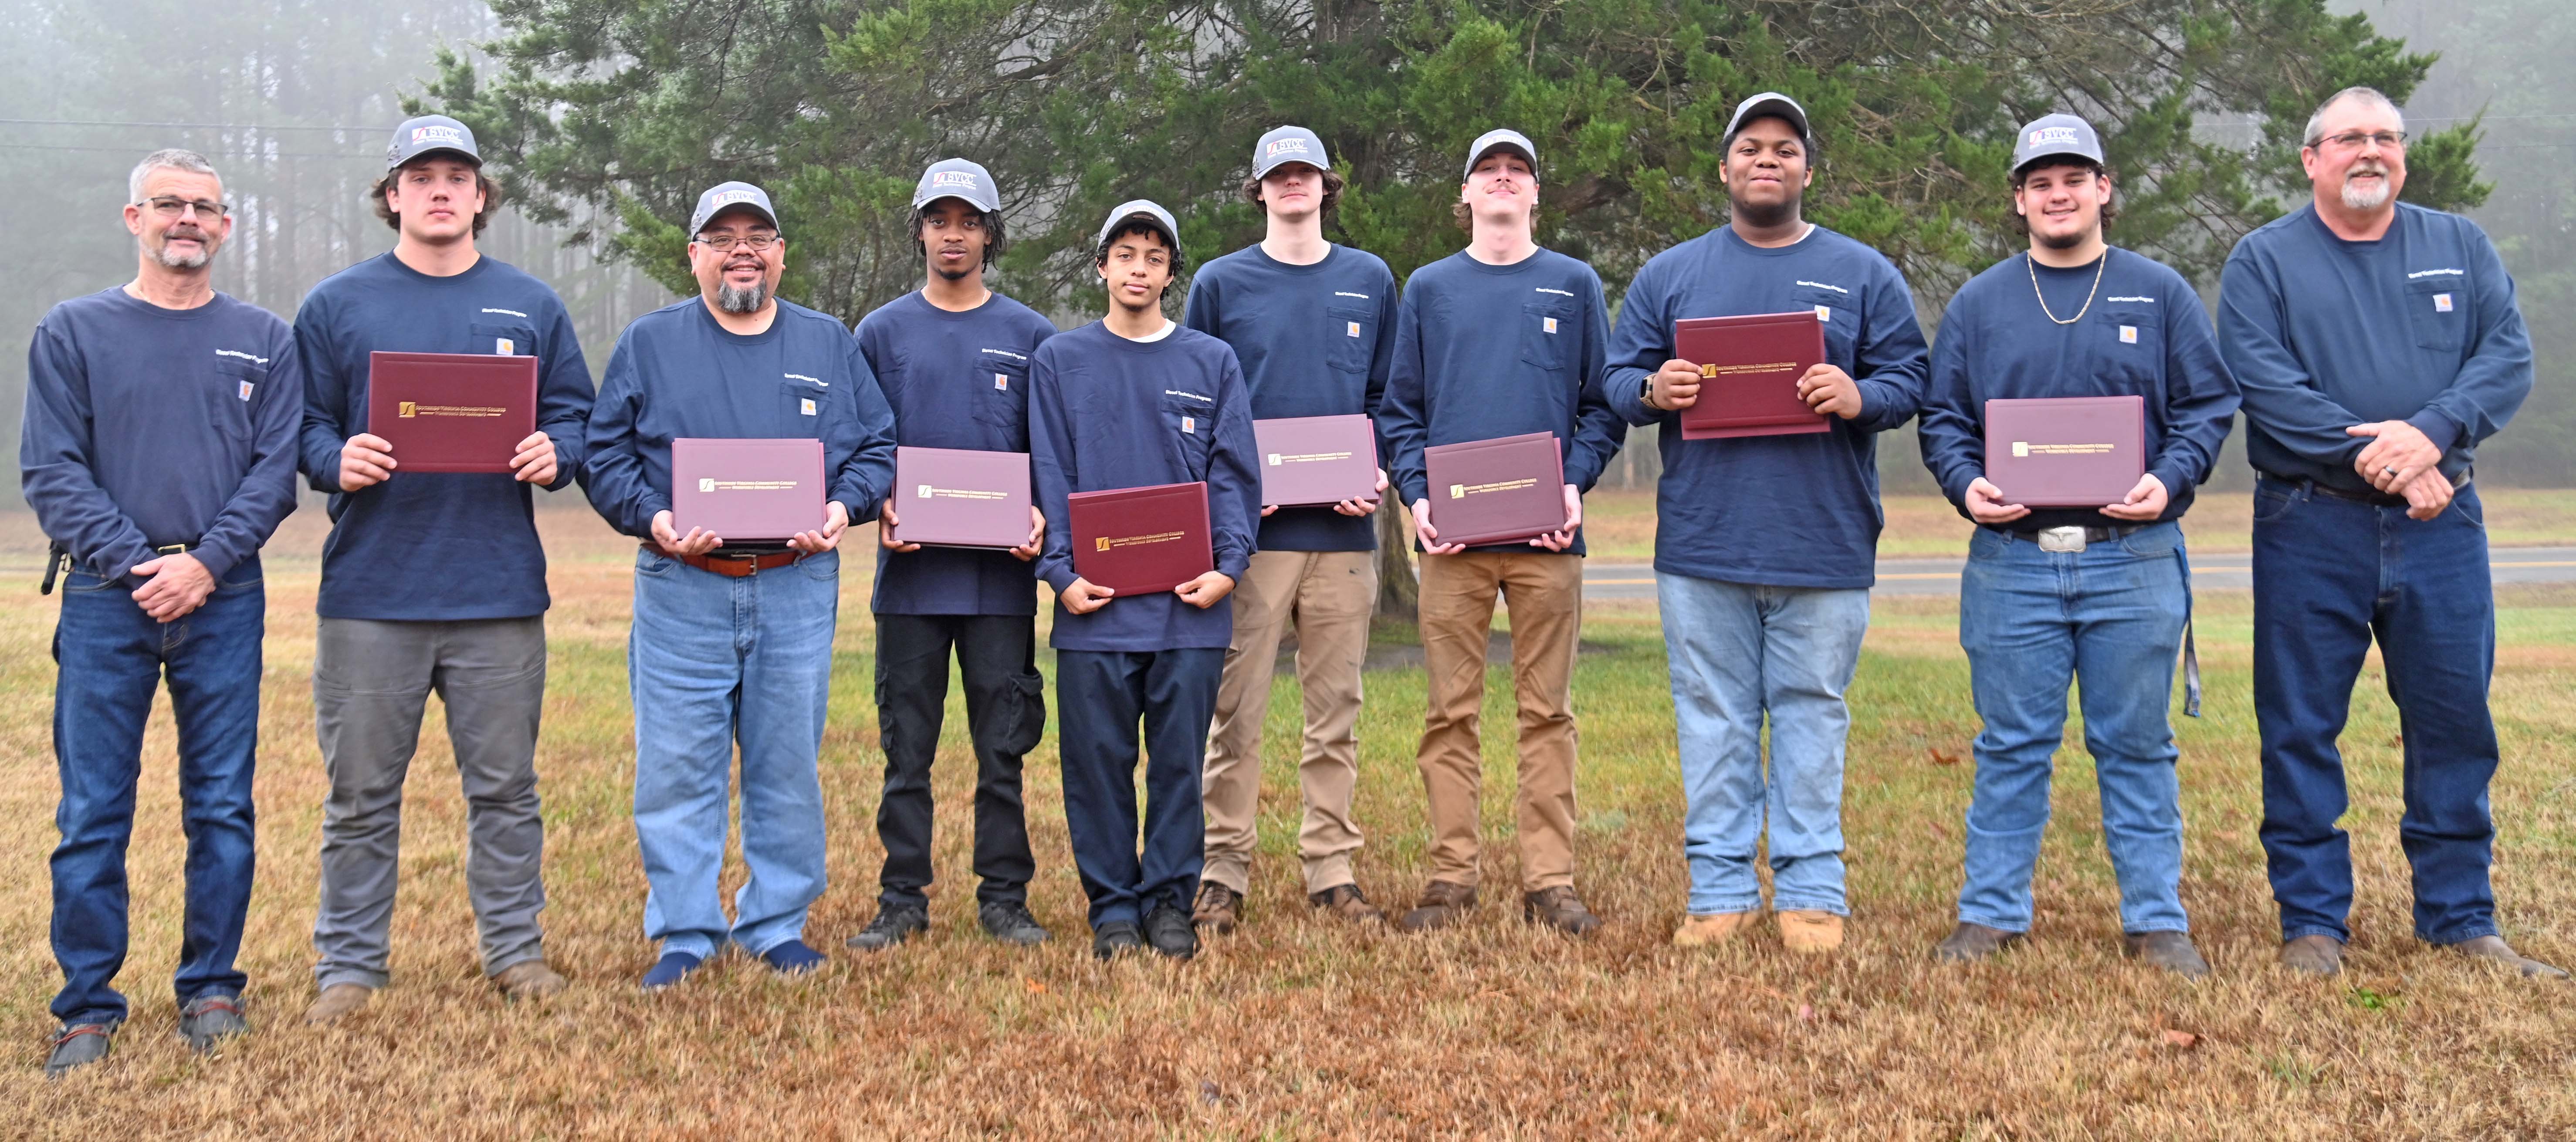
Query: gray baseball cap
2012 113 2104 173
1462 128 1538 179
1723 92 1811 145
386 115 481 171
913 158 1000 213
688 181 779 236
1095 199 1179 252
1252 126 1331 179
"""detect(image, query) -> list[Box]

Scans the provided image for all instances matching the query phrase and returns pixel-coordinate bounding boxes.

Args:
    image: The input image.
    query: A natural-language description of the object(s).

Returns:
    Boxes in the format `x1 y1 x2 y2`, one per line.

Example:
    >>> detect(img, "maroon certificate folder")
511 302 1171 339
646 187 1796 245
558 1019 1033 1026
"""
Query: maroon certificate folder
1253 415 1378 507
670 437 826 542
1983 395 2147 507
1672 312 1828 440
1066 481 1212 595
1422 432 1566 547
366 351 540 473
892 446 1031 548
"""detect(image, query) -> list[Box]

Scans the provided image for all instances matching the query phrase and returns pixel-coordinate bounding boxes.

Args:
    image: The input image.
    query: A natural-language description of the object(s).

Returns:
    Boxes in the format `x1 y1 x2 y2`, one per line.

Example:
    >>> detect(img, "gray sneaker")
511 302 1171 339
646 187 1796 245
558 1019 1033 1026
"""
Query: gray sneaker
176 994 248 1053
44 1022 115 1078
978 900 1051 946
845 903 929 951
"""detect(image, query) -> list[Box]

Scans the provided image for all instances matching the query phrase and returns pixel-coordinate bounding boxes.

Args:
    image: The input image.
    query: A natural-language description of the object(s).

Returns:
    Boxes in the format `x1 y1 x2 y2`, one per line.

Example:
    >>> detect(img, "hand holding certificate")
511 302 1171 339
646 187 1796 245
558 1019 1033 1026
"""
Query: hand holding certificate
1669 311 1830 439
364 351 541 475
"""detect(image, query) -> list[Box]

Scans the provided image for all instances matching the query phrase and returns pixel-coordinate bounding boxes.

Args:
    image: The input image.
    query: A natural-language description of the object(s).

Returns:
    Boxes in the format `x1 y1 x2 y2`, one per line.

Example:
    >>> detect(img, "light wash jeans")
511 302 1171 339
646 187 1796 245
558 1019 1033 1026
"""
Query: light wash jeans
1656 573 1870 917
630 547 839 959
1957 521 2190 935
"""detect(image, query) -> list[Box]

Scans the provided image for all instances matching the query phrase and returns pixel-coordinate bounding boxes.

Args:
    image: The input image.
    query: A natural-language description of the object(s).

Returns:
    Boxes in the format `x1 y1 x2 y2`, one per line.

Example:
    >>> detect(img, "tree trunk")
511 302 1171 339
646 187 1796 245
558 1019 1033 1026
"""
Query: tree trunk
1374 504 1417 616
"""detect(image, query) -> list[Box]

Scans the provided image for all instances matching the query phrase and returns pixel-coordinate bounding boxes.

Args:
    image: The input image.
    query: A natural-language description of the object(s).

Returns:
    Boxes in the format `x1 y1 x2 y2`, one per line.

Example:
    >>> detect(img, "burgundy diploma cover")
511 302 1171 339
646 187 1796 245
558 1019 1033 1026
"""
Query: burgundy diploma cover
1067 481 1213 595
1672 311 1828 439
1982 395 2147 507
891 446 1032 548
1253 415 1378 506
365 351 540 473
1422 431 1566 547
670 437 826 542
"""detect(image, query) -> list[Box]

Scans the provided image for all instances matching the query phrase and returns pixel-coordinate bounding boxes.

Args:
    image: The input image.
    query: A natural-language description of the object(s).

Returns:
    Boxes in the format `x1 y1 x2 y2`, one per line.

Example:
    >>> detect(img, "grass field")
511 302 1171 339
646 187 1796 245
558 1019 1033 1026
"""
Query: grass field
3 494 2573 1137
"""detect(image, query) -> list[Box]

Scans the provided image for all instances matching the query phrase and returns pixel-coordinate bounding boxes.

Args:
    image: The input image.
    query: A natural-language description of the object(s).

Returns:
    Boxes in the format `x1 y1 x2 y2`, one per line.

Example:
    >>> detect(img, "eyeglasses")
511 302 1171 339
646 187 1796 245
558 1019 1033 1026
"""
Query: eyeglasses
694 233 779 252
135 196 229 219
2309 130 2408 152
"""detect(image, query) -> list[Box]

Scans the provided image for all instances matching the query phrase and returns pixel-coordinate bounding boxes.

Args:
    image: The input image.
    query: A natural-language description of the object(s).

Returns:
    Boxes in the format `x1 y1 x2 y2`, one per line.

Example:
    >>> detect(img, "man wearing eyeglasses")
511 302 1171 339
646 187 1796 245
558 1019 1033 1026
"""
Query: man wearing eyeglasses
22 149 299 1076
2219 86 2557 979
294 115 594 1025
584 182 896 989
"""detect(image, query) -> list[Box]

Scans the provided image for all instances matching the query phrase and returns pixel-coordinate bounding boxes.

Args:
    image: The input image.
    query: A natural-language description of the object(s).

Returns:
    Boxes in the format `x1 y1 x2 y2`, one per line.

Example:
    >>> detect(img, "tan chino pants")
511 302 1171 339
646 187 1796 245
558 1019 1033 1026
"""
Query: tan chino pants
1413 550 1583 892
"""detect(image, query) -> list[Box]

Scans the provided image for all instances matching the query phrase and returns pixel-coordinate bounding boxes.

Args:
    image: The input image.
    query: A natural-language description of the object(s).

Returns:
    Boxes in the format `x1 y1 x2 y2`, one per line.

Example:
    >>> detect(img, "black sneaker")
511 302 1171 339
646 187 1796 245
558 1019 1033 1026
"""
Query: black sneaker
978 899 1051 946
1092 920 1146 960
845 903 929 952
176 994 248 1053
44 1022 115 1079
1144 902 1198 960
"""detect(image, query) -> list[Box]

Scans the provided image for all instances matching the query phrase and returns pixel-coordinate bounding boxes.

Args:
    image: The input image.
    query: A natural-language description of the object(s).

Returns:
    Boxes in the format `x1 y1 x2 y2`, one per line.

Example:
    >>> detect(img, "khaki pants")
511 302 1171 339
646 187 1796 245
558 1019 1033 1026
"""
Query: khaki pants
1202 549 1378 895
1415 551 1582 892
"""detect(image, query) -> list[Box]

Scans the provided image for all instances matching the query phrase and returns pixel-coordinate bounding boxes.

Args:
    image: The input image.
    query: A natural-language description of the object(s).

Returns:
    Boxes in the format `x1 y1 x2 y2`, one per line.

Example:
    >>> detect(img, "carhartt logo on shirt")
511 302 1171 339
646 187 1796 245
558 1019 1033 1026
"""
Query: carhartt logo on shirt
799 398 817 416
237 380 254 401
1542 317 1558 334
2434 293 2454 313
994 373 1009 390
1346 321 1362 337
494 337 515 355
1181 416 1196 435
1814 305 1831 323
2119 325 2138 344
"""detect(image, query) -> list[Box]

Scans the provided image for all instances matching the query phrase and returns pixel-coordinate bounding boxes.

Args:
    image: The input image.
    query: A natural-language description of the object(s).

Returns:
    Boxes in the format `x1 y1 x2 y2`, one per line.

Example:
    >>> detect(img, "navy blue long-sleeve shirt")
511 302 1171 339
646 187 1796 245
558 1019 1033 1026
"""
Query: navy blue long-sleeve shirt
1380 248 1625 556
1181 243 1398 551
21 289 301 584
1919 248 2240 530
584 298 895 544
295 252 593 620
1029 321 1259 652
1603 226 1929 588
857 289 1057 616
2217 203 2531 493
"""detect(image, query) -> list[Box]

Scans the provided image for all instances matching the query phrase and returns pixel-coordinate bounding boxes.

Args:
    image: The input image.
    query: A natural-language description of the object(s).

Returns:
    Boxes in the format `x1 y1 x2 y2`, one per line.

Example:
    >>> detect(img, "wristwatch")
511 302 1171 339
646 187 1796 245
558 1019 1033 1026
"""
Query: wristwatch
1639 375 1662 412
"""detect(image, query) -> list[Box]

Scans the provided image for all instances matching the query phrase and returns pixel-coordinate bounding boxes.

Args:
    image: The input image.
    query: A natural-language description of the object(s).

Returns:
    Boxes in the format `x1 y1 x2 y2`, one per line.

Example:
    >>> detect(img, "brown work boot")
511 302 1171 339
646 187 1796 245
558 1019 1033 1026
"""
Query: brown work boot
2121 931 2210 978
1672 911 1757 948
1522 886 1603 937
1191 882 1244 935
1933 922 2024 964
1777 910 1844 955
1308 884 1387 926
493 959 569 1001
2445 935 2569 980
2278 934 2344 977
303 983 374 1026
1398 880 1478 933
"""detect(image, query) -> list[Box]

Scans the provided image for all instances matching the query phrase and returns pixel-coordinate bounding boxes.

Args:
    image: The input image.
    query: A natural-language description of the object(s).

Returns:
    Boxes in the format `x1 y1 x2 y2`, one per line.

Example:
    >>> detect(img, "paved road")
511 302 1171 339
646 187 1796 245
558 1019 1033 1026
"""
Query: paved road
1581 546 2576 600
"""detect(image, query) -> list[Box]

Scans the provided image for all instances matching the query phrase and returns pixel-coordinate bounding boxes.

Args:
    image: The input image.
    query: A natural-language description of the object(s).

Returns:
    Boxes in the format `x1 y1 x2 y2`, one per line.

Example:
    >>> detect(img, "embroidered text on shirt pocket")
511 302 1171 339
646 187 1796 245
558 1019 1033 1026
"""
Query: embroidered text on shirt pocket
2406 279 2464 352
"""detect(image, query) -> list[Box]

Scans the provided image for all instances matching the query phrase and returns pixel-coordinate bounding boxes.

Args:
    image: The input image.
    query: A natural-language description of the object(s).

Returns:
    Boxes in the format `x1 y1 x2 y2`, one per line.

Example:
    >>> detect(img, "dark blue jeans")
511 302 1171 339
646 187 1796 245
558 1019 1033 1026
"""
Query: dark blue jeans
2253 479 2498 946
50 558 265 1026
1055 647 1222 929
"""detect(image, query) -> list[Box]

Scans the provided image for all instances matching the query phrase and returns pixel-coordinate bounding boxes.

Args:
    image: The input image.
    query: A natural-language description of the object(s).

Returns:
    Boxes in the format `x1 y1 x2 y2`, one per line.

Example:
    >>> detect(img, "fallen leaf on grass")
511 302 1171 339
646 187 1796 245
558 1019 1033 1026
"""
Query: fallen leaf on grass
1929 747 1963 767
2162 1029 2200 1050
1023 977 1047 995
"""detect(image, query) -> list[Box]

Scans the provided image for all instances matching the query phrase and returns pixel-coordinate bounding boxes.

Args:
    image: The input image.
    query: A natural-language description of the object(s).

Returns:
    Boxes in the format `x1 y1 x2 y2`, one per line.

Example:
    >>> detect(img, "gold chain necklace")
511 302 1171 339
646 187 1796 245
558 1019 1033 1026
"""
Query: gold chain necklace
2027 250 2108 325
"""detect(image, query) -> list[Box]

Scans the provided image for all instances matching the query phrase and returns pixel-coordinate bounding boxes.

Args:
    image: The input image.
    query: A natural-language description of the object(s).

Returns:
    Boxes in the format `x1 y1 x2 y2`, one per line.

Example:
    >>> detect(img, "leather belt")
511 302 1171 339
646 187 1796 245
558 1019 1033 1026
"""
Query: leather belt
657 546 804 578
2261 470 2470 509
1990 523 2145 545
41 541 194 595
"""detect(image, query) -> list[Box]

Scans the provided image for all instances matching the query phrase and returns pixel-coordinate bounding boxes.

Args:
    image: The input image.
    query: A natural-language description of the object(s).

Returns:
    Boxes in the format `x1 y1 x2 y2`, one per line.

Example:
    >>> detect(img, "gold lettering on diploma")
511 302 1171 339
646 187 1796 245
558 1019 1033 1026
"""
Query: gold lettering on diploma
1266 449 1355 467
1450 478 1539 499
2011 441 2116 456
396 403 508 419
1096 530 1185 551
705 480 801 492
916 484 1006 501
1701 361 1797 378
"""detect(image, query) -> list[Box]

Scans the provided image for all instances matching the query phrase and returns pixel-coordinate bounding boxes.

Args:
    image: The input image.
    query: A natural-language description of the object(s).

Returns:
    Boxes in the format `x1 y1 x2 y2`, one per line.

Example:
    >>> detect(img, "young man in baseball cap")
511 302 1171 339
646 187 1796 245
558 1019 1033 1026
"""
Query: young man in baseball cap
1378 128 1627 936
1029 201 1259 960
846 158 1058 952
1182 126 1399 935
1917 113 2237 975
294 113 593 1024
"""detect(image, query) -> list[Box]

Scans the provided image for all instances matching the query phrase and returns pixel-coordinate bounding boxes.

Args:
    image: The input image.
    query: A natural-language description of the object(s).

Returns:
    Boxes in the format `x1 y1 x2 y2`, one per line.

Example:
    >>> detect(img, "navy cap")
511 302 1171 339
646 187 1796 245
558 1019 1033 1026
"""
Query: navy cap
386 115 481 171
1462 128 1537 179
1096 199 1179 252
2012 113 2104 173
688 181 779 236
912 158 1000 213
1252 126 1331 179
1723 92 1811 145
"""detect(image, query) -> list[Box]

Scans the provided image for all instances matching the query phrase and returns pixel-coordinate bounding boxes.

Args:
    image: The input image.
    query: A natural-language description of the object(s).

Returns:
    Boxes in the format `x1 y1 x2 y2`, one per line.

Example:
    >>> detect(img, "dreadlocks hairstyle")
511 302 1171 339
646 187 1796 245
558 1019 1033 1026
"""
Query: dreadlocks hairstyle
911 204 1009 267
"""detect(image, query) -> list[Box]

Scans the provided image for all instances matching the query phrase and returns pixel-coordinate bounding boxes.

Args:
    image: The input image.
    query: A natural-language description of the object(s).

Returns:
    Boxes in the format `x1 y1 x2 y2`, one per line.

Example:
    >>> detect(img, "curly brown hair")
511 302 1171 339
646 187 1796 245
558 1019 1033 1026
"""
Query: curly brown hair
370 166 501 237
1240 166 1346 219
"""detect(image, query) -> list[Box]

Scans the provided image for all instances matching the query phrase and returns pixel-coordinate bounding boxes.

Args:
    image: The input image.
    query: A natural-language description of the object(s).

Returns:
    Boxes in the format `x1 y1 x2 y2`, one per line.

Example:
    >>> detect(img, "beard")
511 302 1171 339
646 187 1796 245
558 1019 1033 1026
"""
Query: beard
715 279 772 314
2035 223 2092 250
933 261 974 283
148 225 215 269
2340 164 2393 210
1729 194 1798 230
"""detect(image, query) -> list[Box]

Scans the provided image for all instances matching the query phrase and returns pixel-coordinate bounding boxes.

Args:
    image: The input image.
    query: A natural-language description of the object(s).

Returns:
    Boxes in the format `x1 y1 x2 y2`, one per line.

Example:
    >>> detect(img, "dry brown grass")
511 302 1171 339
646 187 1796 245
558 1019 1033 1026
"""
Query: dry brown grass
2 505 2573 1138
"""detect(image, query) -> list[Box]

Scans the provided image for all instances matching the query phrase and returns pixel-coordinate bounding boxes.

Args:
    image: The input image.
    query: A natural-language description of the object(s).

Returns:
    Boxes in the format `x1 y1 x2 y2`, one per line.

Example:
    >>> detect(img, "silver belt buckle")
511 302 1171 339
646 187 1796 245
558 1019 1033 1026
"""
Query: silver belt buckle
2036 526 2088 553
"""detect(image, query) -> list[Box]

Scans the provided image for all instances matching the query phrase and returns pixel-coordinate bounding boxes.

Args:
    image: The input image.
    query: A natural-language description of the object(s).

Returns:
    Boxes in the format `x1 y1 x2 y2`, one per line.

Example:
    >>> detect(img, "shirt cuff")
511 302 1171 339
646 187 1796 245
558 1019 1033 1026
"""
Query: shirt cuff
2406 408 2463 459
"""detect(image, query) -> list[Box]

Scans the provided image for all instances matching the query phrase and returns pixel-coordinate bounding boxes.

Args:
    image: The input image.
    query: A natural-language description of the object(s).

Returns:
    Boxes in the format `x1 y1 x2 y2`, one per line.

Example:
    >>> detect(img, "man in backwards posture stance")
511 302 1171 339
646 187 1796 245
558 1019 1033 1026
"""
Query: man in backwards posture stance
1917 114 2238 974
1184 126 1399 934
847 159 1056 951
1029 201 1259 960
1604 93 1929 954
296 115 590 1024
1379 128 1627 936
2219 87 2560 979
24 149 299 1076
585 182 895 988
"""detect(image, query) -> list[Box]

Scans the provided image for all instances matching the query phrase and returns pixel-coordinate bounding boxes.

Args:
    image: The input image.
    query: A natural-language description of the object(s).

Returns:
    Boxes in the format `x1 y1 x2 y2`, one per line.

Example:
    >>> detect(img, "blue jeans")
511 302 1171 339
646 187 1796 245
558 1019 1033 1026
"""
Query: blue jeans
1055 647 1221 929
2253 479 2499 945
50 559 265 1026
1957 523 2191 935
1655 574 1869 917
629 548 839 960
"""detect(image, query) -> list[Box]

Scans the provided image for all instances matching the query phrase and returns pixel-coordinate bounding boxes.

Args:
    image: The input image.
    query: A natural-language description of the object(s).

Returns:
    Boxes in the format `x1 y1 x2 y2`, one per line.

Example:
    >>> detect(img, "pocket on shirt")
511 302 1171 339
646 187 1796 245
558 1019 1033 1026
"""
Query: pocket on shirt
972 357 1030 433
1161 390 1217 481
1516 300 1573 374
2098 307 2163 385
1326 304 1374 375
1790 284 1857 359
780 378 829 437
207 358 264 443
2405 279 2465 352
468 321 538 357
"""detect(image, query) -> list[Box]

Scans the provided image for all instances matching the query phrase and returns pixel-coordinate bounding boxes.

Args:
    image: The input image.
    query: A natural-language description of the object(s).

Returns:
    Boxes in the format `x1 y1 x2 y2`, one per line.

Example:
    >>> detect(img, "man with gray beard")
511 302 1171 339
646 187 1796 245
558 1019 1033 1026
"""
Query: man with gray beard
2218 86 2558 980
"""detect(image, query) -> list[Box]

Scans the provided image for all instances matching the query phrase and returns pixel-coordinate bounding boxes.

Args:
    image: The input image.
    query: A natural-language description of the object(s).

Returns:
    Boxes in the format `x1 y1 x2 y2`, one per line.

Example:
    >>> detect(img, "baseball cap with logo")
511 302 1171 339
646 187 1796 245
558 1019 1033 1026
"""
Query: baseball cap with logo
1252 126 1331 179
1462 128 1539 179
1095 199 1180 253
688 181 780 236
1723 92 1812 147
386 115 482 171
912 158 1001 213
2012 113 2104 174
